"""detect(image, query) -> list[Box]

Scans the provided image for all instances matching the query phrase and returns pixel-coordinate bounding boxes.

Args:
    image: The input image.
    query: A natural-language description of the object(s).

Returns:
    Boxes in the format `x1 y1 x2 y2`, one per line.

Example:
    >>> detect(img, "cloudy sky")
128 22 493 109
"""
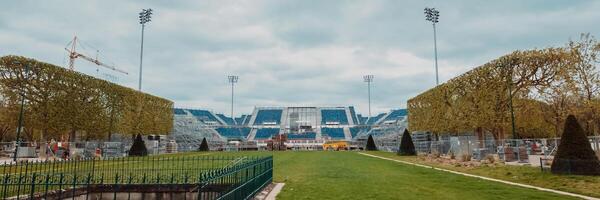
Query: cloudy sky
1 0 599 116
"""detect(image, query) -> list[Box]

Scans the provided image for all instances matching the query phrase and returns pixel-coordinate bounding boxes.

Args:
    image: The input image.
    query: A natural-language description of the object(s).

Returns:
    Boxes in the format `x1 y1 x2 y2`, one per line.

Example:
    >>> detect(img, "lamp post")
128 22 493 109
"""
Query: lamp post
138 8 153 91
228 75 239 125
424 7 440 85
13 64 29 161
363 75 374 118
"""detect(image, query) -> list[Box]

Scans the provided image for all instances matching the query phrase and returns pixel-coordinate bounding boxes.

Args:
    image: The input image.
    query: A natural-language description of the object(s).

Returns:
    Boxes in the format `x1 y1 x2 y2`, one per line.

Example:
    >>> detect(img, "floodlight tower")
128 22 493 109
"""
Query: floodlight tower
424 7 440 85
138 8 153 91
363 75 374 118
228 75 239 125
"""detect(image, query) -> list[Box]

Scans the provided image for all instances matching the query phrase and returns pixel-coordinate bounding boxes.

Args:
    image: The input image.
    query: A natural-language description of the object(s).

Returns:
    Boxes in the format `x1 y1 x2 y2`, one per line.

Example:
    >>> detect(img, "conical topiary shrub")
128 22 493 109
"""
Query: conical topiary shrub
398 129 416 156
198 138 209 151
551 115 600 175
366 135 377 151
129 134 148 156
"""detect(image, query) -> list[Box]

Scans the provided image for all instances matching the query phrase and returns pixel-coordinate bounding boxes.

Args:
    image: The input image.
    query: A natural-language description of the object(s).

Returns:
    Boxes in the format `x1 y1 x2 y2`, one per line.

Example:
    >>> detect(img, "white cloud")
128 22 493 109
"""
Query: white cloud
1 0 599 116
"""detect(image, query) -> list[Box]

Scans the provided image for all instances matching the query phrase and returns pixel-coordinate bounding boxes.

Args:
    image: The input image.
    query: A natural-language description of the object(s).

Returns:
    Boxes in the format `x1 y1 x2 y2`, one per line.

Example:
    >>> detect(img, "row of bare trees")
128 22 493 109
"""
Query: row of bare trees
408 34 600 139
0 55 173 142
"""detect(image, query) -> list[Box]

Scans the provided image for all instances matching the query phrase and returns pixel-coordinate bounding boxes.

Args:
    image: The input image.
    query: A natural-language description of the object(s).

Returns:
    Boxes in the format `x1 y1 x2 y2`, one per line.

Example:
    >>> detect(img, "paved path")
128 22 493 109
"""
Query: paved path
266 183 285 200
358 152 599 200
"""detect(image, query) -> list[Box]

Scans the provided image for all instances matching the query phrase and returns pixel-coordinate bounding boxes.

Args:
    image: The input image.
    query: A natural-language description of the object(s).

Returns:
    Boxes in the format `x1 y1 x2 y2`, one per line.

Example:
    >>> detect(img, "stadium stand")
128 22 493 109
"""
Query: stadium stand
215 127 251 138
287 132 317 140
356 114 368 125
216 114 235 125
235 115 247 125
382 109 407 122
320 109 349 125
366 113 386 125
321 128 345 139
349 106 359 125
243 115 252 126
349 127 363 138
187 109 221 123
174 108 187 115
254 128 280 139
253 109 283 125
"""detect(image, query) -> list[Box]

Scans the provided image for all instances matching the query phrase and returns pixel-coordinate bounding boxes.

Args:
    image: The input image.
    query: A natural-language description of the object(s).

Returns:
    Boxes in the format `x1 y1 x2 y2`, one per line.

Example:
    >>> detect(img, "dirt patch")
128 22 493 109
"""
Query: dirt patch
417 154 503 169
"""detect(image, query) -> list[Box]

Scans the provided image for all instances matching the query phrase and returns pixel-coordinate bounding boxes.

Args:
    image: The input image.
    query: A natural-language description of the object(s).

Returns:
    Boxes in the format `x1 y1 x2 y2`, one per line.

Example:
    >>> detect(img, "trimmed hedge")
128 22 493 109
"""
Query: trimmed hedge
551 115 600 175
398 129 416 156
128 134 148 156
0 55 173 141
198 138 209 151
366 135 377 151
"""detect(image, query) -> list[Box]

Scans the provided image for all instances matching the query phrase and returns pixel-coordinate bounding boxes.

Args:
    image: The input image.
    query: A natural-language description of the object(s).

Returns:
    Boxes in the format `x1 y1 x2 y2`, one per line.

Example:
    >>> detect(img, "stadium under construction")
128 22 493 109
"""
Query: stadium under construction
171 106 408 151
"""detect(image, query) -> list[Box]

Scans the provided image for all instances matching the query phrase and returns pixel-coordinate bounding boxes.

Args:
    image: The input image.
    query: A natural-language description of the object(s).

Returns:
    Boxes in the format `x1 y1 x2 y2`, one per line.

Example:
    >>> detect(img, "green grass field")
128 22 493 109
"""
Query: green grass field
1 151 585 199
200 151 576 199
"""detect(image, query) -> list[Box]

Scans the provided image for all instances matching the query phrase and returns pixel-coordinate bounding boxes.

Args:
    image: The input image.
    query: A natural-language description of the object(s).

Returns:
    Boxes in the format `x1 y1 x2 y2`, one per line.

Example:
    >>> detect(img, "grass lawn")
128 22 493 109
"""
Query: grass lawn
1 151 587 199
201 151 577 199
365 151 600 198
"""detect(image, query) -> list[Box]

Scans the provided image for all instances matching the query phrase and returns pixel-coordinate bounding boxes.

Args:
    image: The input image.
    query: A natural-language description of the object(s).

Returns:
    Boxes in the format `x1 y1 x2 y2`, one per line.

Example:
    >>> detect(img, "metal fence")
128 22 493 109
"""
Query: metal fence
0 155 273 200
377 136 600 163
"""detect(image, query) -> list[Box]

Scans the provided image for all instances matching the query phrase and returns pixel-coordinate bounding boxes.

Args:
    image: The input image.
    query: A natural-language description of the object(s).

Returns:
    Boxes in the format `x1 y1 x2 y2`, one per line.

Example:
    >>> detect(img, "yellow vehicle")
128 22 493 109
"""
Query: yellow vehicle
323 141 349 151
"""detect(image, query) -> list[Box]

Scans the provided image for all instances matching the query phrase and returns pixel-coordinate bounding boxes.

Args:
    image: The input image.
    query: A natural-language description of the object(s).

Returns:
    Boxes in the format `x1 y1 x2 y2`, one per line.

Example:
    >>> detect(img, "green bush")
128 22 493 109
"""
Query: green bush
551 115 600 175
398 129 416 156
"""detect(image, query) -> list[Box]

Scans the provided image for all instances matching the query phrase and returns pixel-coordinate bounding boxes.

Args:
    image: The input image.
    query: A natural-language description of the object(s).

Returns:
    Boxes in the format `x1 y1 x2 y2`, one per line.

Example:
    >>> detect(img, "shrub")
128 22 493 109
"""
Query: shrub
198 138 209 151
551 115 600 175
366 135 377 151
461 154 472 162
485 154 496 164
128 134 148 156
397 129 416 156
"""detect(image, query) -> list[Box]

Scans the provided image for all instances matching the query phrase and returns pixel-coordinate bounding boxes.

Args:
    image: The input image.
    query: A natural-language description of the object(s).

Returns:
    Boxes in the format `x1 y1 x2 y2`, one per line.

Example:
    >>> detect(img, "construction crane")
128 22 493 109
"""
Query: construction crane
65 36 129 75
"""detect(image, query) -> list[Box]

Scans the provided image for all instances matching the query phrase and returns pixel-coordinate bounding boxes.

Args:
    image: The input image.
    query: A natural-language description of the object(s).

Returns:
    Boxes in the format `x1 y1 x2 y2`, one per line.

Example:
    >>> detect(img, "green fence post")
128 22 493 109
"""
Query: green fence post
85 173 92 200
28 172 36 199
58 173 64 200
43 173 50 200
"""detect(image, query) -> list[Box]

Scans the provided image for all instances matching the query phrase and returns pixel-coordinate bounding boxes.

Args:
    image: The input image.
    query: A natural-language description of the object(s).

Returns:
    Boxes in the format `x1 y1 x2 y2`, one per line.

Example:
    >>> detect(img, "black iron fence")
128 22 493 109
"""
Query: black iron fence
0 155 273 199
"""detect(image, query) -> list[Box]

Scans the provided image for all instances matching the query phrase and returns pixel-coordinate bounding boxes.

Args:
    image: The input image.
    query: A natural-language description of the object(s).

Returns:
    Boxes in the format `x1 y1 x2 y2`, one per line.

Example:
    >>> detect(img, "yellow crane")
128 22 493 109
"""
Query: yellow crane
65 36 128 75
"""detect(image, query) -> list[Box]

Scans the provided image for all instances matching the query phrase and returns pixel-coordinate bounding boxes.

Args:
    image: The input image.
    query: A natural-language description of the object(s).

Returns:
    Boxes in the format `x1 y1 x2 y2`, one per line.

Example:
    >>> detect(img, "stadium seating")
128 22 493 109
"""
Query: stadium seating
187 109 221 123
320 109 348 125
349 127 364 138
366 113 386 125
287 132 317 140
356 114 368 125
243 115 252 125
215 127 251 138
174 108 187 115
253 110 283 125
382 109 407 122
216 114 235 125
254 128 280 139
349 106 359 125
235 115 247 125
321 128 345 139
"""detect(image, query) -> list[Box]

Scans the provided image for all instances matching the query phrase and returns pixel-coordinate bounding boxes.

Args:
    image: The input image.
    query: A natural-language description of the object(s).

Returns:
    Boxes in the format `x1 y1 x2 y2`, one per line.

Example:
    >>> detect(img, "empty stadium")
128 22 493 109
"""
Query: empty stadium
172 106 408 151
2 1 600 200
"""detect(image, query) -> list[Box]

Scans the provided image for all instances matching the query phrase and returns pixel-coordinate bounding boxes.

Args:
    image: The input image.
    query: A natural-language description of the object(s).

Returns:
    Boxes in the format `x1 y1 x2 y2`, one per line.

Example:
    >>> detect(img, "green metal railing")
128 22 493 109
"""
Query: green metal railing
0 155 273 199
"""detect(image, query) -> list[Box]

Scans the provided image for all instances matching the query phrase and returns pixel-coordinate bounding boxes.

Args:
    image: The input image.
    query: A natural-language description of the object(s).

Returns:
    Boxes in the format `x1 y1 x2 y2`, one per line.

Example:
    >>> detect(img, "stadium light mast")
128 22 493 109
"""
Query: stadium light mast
228 75 239 125
138 8 153 91
363 75 374 118
424 7 440 85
